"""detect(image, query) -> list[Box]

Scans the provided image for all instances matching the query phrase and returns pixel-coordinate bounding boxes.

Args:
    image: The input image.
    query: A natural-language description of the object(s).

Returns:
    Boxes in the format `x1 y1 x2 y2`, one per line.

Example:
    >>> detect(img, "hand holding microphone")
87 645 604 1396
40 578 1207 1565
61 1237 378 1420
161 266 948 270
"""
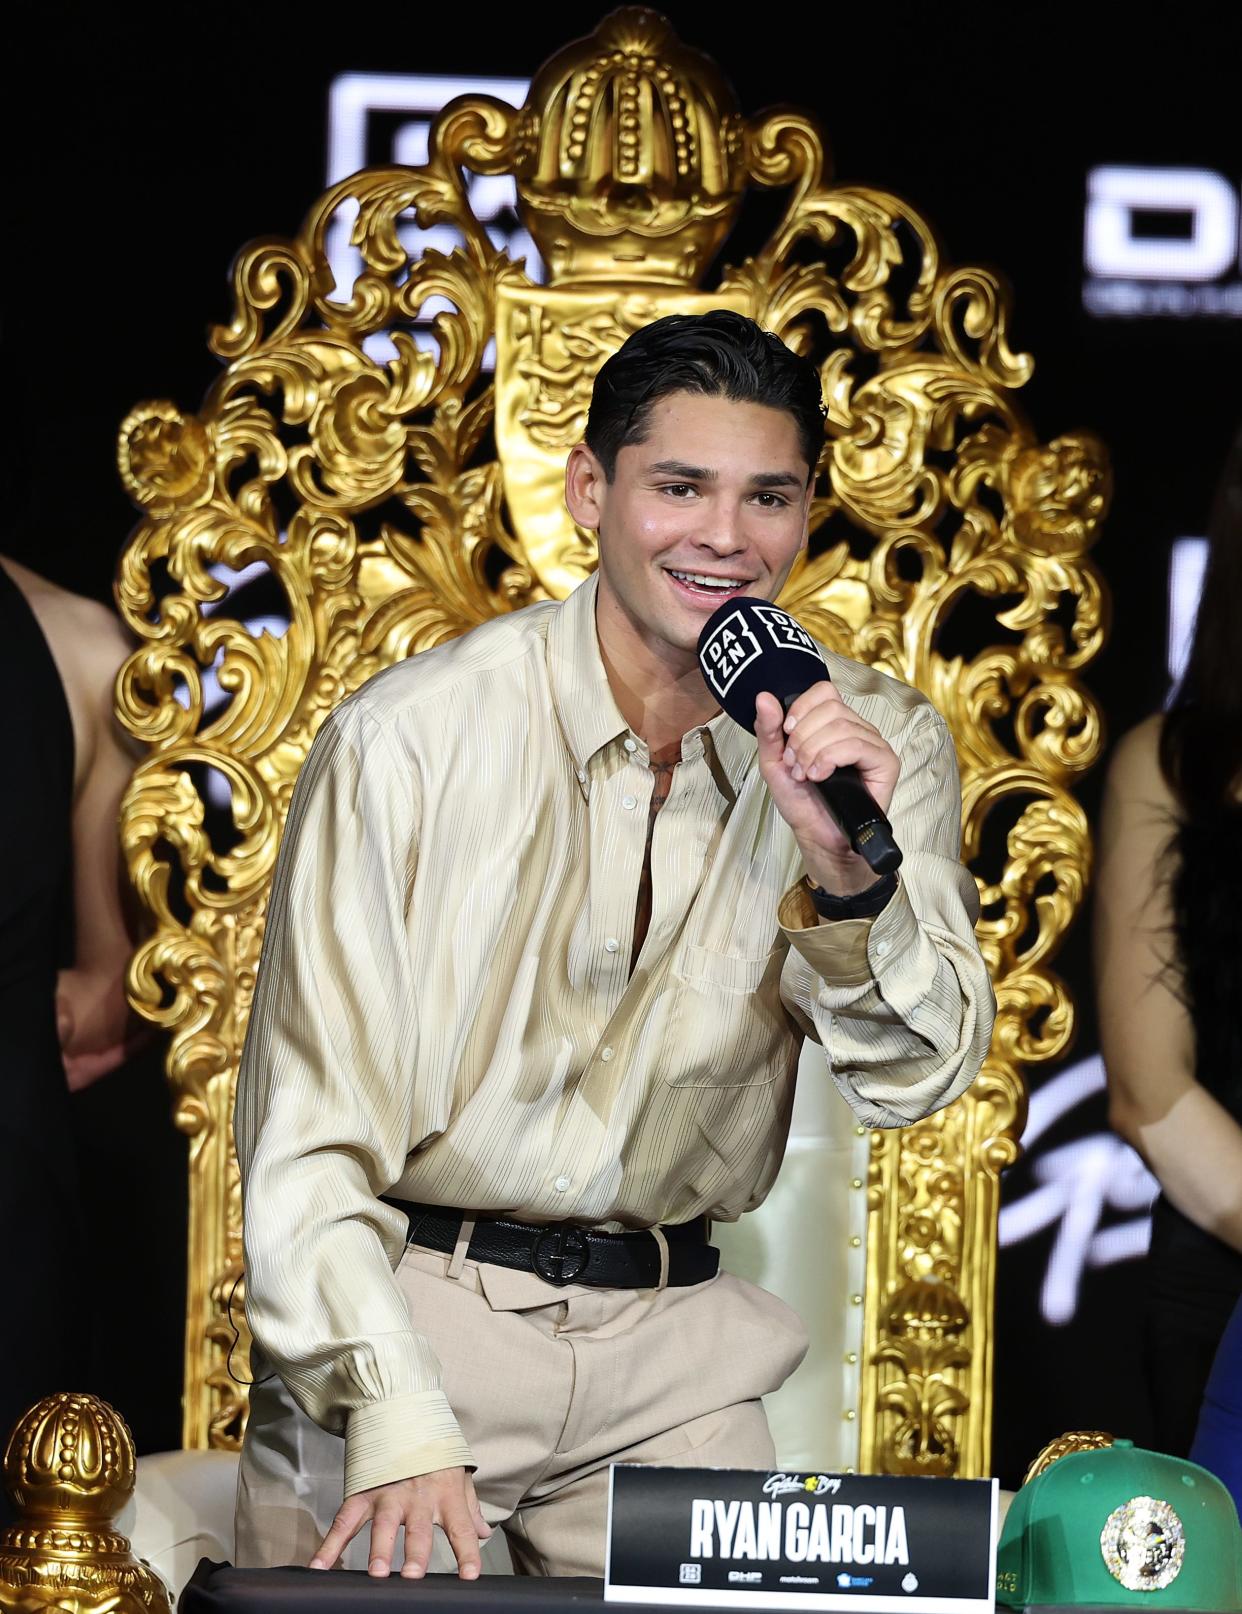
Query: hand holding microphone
697 597 902 886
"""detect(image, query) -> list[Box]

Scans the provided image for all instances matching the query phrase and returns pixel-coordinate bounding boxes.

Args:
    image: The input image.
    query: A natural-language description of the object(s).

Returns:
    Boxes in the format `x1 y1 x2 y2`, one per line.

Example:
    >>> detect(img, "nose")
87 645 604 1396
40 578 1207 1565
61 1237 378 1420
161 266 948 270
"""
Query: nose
694 505 747 557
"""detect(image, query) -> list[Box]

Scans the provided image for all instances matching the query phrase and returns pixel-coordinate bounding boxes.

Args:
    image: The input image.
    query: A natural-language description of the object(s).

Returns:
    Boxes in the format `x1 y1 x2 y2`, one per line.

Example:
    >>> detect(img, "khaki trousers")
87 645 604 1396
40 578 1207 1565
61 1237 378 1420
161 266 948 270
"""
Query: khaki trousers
235 1243 809 1577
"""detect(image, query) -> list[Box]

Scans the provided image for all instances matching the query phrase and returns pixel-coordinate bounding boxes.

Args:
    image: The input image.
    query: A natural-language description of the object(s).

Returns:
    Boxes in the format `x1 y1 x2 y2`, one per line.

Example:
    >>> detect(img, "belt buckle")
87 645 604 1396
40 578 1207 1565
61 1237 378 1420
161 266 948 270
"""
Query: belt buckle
532 1225 590 1285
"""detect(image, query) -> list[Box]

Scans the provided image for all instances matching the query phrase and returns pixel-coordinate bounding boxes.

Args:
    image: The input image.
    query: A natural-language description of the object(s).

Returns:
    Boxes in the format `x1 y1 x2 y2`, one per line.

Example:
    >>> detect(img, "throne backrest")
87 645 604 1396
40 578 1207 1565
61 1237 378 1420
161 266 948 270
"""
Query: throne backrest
114 7 1108 1472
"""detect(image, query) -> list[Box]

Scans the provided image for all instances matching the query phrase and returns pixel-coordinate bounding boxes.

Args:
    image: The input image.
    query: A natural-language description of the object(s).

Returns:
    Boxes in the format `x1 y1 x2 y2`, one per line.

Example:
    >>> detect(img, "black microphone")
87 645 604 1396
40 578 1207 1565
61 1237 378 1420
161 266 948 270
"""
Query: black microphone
697 597 902 877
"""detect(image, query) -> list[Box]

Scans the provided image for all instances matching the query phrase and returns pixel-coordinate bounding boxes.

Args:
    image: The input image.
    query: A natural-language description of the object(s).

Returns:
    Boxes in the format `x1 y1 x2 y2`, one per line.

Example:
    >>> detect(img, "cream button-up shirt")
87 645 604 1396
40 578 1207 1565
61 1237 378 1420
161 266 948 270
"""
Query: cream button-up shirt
235 573 995 1495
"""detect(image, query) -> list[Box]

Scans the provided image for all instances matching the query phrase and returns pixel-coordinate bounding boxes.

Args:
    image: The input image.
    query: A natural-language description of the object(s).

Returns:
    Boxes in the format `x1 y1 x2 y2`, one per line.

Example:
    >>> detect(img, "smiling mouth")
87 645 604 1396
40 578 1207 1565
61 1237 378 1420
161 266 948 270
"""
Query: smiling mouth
665 568 755 603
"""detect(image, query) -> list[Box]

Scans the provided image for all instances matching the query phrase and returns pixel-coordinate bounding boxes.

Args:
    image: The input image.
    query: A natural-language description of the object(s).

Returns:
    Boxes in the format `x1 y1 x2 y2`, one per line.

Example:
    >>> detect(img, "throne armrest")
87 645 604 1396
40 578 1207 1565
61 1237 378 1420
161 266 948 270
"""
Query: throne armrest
119 1449 240 1595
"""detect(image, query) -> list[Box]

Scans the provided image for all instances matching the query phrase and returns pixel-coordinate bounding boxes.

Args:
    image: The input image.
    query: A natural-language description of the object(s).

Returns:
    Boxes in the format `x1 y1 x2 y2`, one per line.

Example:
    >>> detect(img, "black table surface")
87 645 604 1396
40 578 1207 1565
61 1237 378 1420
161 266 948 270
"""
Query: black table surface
186 1562 1173 1614
181 1562 734 1614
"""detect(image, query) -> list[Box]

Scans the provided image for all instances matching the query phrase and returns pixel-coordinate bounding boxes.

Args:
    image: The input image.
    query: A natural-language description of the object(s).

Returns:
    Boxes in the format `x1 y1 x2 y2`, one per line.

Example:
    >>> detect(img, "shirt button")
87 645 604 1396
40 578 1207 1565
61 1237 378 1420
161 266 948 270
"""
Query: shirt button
604 938 620 954
875 940 891 958
553 1176 571 1193
622 794 637 810
577 769 588 784
623 738 638 753
600 1046 615 1062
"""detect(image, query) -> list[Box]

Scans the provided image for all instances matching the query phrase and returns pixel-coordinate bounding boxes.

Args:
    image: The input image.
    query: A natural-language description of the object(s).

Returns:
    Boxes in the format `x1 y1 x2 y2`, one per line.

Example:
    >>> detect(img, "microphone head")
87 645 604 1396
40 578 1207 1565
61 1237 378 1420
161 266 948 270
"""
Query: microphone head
697 597 828 731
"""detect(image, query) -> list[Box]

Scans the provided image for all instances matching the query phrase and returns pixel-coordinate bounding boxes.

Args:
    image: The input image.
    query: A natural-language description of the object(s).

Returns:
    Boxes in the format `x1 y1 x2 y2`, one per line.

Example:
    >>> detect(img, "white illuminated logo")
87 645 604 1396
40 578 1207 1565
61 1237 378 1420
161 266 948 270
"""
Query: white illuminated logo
1167 536 1208 693
1086 167 1239 281
1000 1056 1159 1326
1084 166 1242 319
325 72 542 361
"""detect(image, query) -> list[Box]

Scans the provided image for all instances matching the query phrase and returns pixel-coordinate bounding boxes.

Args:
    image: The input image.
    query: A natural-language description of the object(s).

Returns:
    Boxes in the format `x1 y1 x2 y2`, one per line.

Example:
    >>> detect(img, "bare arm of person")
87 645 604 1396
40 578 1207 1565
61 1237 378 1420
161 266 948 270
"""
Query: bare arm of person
1094 715 1242 1253
3 557 144 1087
60 598 145 1085
311 1467 491 1579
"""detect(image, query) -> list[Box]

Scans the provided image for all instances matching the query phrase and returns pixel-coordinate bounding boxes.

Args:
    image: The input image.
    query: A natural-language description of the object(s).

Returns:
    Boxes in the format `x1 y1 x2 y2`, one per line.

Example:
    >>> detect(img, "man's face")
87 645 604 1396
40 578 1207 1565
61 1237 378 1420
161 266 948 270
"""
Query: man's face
566 390 813 663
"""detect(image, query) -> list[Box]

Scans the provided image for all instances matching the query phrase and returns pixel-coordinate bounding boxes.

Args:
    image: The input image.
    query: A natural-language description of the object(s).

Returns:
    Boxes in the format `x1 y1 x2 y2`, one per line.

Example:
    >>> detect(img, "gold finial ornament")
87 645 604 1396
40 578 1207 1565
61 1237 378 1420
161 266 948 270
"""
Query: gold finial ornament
116 7 1109 1475
515 6 747 285
1023 1430 1116 1486
0 1394 170 1614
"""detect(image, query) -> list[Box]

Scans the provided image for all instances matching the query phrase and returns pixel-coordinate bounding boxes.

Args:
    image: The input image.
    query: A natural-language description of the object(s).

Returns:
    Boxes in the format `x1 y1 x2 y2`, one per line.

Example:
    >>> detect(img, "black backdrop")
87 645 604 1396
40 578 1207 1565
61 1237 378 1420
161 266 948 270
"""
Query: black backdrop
5 2 1239 1483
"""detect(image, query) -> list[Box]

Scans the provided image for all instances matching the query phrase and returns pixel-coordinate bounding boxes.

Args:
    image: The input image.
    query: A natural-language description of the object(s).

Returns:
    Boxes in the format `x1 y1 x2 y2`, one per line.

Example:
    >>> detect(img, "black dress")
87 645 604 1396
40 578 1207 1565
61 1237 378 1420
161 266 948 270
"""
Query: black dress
0 562 86 1512
1143 799 1242 1457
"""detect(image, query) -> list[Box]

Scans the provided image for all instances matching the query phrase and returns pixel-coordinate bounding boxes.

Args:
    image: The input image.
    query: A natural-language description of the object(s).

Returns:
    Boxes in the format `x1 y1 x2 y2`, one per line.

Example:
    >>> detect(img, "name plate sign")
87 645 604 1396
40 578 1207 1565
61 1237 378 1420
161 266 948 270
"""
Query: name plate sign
605 1468 997 1612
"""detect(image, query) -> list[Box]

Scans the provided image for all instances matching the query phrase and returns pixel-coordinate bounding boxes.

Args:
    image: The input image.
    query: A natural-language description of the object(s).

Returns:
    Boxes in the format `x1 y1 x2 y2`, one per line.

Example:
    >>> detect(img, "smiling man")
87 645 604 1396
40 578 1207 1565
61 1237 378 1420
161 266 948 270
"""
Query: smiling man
233 312 994 1583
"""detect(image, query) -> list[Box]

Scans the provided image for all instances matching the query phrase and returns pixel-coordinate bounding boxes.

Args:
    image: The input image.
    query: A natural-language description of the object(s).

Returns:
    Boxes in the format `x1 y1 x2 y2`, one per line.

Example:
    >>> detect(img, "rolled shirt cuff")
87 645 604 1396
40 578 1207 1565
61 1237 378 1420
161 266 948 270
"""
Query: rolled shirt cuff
344 1389 476 1495
778 875 920 989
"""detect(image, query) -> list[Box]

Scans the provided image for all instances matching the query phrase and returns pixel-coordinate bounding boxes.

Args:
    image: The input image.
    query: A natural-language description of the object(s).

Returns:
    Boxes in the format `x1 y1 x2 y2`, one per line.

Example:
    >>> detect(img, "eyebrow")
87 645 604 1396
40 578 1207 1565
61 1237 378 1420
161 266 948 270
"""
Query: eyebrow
646 460 804 489
648 460 717 481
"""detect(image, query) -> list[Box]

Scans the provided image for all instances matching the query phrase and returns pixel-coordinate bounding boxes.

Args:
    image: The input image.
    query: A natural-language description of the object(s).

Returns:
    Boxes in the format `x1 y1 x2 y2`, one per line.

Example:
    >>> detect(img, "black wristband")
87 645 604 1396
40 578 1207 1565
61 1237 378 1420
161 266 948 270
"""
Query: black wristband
806 870 898 919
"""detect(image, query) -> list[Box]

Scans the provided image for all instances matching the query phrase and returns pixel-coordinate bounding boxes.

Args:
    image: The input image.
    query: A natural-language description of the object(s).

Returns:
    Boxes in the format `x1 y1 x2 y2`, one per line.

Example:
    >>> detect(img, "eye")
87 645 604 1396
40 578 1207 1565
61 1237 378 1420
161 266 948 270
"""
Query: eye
658 482 698 498
751 492 790 509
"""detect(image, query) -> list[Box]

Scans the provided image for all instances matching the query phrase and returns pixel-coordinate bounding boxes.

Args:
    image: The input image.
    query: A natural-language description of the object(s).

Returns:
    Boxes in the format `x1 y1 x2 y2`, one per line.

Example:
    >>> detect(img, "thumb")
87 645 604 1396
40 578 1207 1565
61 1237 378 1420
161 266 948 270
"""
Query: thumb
754 691 787 765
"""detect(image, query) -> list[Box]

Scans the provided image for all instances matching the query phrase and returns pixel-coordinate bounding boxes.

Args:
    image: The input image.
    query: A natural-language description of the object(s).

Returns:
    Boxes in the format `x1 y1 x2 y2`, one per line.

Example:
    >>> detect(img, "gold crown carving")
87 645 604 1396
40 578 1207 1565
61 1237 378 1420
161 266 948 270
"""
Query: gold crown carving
0 1393 170 1614
513 6 749 283
4 1392 133 1523
1022 1430 1116 1487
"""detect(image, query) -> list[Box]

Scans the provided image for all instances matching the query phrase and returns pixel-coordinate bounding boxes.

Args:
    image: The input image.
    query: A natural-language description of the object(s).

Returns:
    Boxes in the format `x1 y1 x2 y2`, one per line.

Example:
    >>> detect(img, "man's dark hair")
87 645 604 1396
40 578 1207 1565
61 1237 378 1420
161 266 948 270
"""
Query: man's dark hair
584 310 826 480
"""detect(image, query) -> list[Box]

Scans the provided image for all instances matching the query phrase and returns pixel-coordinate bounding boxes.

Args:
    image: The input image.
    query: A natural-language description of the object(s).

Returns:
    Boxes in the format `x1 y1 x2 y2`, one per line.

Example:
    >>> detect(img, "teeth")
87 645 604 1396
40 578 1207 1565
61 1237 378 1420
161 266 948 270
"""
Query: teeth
669 570 746 589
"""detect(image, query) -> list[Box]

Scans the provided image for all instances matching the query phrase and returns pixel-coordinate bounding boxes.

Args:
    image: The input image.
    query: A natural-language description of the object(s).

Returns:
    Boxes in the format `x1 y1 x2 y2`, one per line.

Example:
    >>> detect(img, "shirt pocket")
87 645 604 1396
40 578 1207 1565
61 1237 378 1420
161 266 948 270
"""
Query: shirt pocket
679 943 781 994
663 942 789 1089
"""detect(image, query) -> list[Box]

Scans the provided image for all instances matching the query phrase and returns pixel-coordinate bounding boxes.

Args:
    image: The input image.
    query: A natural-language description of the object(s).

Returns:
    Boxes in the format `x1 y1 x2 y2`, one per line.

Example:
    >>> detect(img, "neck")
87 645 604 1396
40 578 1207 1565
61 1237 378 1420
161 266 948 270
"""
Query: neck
595 589 719 763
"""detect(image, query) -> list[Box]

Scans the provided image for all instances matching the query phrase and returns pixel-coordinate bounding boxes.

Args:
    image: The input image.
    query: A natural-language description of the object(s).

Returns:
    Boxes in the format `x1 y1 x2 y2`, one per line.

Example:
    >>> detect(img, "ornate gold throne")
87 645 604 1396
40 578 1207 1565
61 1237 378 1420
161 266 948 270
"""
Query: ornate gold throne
113 8 1108 1481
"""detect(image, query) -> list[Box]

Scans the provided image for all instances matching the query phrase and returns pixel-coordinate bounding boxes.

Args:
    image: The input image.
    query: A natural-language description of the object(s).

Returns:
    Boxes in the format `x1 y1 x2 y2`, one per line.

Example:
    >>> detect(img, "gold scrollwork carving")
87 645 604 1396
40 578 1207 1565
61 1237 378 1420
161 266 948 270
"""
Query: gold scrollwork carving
115 8 1108 1469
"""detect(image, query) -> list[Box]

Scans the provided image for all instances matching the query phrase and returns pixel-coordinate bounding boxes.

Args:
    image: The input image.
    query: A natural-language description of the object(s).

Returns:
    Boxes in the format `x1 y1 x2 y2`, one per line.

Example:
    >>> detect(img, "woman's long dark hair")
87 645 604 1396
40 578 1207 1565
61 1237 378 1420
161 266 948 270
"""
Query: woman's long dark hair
1161 429 1242 810
1158 427 1242 1104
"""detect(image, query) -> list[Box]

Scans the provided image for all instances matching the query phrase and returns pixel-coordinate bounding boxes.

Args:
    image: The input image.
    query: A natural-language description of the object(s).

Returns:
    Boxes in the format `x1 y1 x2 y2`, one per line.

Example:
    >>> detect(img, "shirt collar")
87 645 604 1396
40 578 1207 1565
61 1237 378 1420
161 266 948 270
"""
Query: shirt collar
546 571 758 798
547 573 629 772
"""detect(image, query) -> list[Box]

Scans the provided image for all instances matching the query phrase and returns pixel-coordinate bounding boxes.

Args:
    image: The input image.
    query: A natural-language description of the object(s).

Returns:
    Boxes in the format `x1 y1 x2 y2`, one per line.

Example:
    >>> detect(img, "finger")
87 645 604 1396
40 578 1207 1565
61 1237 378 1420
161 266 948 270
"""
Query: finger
790 716 882 767
465 1475 493 1539
785 713 876 772
311 1498 370 1571
368 1504 403 1577
783 681 843 731
441 1497 484 1580
401 1518 435 1580
803 735 894 784
786 700 876 747
64 1044 128 1089
798 725 888 767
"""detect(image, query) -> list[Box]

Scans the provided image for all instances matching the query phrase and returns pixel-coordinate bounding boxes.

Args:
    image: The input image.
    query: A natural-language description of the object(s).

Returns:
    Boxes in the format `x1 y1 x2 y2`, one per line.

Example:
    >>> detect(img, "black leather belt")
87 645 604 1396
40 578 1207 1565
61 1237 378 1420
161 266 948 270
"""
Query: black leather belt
381 1198 719 1289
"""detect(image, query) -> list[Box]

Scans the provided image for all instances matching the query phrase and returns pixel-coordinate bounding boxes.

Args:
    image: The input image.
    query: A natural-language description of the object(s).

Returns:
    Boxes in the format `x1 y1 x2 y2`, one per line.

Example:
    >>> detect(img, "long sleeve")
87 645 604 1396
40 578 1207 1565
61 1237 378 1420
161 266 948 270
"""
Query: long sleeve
234 700 474 1496
777 706 995 1128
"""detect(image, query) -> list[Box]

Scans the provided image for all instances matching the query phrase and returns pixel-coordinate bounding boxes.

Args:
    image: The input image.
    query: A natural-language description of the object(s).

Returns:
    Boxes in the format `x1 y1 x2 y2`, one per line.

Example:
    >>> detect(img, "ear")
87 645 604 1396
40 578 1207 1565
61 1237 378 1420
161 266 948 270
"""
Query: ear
565 442 607 532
